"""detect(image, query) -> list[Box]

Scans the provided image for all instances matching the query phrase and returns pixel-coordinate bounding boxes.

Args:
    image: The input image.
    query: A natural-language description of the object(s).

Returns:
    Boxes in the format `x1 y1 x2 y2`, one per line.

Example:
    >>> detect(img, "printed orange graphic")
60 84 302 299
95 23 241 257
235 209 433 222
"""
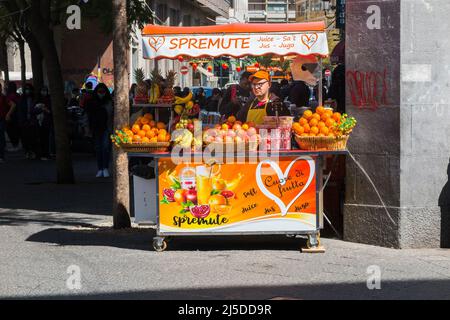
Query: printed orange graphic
158 157 317 233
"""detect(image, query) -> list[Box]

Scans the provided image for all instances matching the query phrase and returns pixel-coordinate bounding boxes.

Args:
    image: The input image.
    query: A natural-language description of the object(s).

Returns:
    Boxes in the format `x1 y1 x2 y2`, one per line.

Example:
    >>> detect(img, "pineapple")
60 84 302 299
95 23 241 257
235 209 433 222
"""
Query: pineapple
164 70 177 98
134 68 149 101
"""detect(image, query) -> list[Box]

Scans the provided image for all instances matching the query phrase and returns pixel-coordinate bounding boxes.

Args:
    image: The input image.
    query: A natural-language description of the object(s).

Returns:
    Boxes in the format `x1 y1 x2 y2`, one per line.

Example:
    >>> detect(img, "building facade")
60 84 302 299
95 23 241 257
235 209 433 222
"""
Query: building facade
247 0 296 23
58 0 230 91
295 0 333 22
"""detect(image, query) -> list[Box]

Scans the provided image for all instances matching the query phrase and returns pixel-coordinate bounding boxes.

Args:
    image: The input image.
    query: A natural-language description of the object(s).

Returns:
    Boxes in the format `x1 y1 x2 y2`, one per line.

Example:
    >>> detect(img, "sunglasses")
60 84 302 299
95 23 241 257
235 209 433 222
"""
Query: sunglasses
251 81 269 89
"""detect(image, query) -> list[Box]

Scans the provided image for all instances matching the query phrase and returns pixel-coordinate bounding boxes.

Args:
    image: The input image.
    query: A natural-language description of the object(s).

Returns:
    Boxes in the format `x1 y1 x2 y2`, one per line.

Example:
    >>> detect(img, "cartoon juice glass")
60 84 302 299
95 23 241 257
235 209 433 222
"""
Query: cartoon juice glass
196 164 220 205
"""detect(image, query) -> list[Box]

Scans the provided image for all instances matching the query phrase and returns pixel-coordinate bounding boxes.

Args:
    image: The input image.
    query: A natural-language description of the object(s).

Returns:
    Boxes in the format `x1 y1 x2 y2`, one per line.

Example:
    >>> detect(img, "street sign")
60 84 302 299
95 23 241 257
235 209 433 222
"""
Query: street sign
180 66 189 75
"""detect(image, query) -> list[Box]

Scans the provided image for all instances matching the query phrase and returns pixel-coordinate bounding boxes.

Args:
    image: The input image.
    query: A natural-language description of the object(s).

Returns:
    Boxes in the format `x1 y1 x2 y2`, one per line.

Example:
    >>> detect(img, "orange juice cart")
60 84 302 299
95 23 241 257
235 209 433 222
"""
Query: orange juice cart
125 22 347 252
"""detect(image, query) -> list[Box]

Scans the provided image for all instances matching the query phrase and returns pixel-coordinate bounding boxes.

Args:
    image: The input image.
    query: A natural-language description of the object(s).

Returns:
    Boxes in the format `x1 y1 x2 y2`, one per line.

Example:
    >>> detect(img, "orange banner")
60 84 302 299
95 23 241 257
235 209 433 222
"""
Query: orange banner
158 157 317 233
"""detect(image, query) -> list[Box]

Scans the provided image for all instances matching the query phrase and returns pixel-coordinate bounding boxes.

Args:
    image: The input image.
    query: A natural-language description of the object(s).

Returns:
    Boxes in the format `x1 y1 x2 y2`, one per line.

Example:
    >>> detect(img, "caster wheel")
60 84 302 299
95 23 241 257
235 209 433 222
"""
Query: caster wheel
153 239 167 252
307 234 321 249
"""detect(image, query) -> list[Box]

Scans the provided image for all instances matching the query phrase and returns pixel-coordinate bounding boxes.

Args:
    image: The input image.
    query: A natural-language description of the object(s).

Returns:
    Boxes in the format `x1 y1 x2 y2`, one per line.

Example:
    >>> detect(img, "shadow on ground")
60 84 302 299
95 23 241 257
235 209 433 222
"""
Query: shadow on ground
7 280 450 300
26 227 308 252
0 210 102 227
0 153 113 215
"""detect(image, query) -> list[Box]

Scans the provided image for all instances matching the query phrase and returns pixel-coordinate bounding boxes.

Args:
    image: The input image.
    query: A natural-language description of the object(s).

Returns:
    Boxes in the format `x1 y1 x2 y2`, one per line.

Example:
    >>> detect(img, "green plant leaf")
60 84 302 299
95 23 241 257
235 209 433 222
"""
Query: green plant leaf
171 178 181 190
210 189 221 196
160 196 170 205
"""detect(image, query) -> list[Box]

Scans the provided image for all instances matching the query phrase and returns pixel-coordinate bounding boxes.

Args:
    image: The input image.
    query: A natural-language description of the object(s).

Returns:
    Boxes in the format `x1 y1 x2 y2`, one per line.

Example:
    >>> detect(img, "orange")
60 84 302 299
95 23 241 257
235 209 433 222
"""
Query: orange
316 106 325 115
149 120 156 128
312 113 321 121
302 123 311 133
333 112 341 122
140 117 149 125
325 109 333 117
132 124 140 134
309 118 318 127
144 113 153 120
228 116 236 123
150 137 158 143
142 124 151 132
300 133 308 137
327 132 335 137
317 133 325 137
156 122 166 129
152 128 159 134
174 189 187 205
242 124 249 130
292 123 302 134
303 110 313 120
309 132 317 137
145 131 155 139
321 113 330 122
158 129 167 136
138 130 146 138
320 126 329 135
299 117 308 126
165 134 171 142
310 126 319 135
318 121 326 129
157 133 167 142
142 137 150 143
212 179 227 191
209 194 227 206
326 118 335 128
133 135 142 143
295 126 304 135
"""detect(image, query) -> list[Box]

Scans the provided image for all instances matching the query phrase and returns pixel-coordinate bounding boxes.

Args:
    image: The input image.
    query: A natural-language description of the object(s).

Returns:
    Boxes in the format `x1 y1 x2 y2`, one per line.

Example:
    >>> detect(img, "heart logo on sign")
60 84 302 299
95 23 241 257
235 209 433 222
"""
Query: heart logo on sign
256 157 315 217
148 36 165 52
301 33 318 50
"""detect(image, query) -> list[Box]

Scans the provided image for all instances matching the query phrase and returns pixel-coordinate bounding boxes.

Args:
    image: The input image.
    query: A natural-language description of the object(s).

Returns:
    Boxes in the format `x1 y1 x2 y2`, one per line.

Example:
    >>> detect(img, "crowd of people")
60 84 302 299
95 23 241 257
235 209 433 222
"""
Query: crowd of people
0 81 115 178
0 82 55 162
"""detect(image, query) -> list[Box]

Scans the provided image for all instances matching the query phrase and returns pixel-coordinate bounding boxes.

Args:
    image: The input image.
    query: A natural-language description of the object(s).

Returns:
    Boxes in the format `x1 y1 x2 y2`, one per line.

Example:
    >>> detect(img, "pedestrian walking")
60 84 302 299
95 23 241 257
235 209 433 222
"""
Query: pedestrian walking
0 83 17 162
17 84 39 159
5 82 21 152
86 83 113 178
33 86 52 160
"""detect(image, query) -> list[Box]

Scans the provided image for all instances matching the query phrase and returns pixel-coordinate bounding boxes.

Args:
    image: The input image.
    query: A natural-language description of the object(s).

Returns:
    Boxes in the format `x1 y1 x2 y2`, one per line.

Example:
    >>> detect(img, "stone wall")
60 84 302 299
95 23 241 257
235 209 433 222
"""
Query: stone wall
400 0 450 248
344 0 450 248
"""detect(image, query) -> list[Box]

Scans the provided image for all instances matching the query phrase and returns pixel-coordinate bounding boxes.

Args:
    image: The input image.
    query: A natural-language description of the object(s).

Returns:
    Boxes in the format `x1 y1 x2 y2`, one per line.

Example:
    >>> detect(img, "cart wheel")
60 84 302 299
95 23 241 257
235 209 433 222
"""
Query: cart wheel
307 234 321 249
153 239 168 252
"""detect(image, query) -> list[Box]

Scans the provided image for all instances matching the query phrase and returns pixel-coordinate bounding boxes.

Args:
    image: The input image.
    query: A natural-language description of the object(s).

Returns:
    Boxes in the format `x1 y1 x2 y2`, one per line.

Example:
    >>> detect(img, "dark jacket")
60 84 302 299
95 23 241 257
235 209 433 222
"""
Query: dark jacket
219 84 251 117
236 93 290 123
86 96 113 135
17 96 35 126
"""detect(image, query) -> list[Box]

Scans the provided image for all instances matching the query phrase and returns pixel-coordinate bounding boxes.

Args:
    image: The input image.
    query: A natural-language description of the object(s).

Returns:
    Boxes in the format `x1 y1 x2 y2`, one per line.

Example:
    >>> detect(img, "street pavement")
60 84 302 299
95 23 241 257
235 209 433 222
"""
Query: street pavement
1 150 450 300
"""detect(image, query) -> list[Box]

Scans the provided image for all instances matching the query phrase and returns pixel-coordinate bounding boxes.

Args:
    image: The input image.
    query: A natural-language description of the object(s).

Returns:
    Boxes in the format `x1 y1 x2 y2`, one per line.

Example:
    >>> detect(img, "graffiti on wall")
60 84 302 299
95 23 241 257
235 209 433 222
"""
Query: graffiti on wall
346 67 390 110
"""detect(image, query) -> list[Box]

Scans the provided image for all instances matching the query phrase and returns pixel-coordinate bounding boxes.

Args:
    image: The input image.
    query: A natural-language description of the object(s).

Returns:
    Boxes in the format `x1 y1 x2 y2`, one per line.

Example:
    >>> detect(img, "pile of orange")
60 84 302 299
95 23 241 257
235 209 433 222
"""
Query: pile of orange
122 113 170 144
292 106 342 137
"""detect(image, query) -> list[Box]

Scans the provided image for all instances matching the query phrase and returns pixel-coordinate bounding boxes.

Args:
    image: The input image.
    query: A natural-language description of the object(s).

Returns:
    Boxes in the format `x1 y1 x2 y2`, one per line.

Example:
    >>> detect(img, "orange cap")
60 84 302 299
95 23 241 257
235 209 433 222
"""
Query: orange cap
249 70 271 83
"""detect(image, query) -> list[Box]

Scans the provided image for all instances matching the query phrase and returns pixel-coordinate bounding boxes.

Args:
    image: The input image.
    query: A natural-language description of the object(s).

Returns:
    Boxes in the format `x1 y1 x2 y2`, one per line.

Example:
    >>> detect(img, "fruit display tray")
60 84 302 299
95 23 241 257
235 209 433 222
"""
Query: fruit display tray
121 142 171 153
294 134 349 151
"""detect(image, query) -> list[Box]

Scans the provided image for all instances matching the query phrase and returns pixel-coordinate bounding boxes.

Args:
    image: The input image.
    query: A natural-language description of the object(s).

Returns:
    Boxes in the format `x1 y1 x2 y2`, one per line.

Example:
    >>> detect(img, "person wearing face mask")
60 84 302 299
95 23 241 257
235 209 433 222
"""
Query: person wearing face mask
86 83 113 178
17 84 39 159
32 86 52 160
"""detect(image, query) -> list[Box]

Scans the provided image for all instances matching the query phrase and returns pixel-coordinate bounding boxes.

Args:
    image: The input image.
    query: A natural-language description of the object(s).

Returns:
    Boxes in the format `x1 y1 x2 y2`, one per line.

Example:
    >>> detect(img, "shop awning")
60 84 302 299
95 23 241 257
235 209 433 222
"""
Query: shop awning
141 22 329 59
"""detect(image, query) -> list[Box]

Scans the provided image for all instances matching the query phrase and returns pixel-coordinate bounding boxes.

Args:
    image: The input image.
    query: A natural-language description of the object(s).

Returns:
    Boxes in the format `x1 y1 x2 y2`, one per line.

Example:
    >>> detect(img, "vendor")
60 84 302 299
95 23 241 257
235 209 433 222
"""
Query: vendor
237 70 290 125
